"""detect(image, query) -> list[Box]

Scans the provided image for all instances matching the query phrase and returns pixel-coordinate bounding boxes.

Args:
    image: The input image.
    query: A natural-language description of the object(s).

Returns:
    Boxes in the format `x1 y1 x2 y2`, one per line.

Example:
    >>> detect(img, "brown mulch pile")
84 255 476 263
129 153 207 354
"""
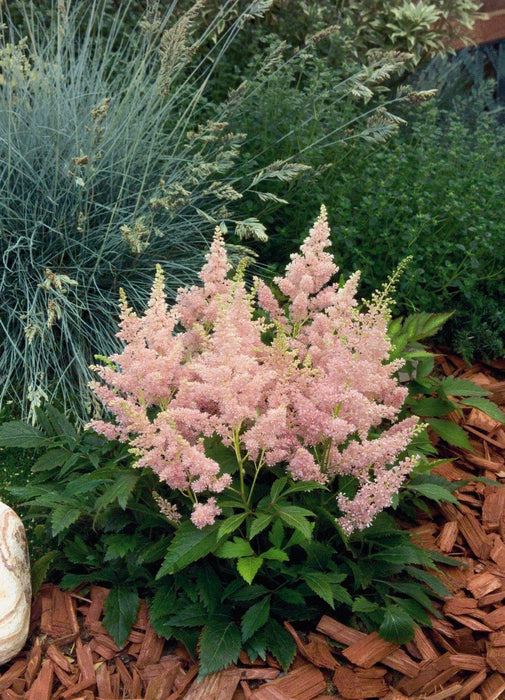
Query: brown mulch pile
1 353 505 700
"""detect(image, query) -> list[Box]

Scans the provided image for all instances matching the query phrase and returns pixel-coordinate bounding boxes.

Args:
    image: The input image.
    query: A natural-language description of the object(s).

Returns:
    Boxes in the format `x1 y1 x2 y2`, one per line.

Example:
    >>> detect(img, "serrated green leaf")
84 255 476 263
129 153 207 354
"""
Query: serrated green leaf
352 596 380 613
0 421 50 449
95 471 139 510
373 545 433 566
379 605 415 644
407 482 459 504
332 584 353 606
51 504 81 536
270 477 288 503
264 619 296 671
402 312 453 342
217 513 248 540
157 522 219 577
269 520 285 548
148 584 178 638
237 557 263 584
392 598 432 627
261 547 289 562
461 397 505 423
441 376 489 398
427 418 472 450
103 586 140 648
277 505 314 541
167 603 209 627
249 513 273 540
302 571 335 608
241 596 271 642
195 564 223 613
45 405 78 444
226 584 267 602
404 565 450 597
215 537 254 559
199 617 242 678
410 397 457 417
103 534 140 561
32 448 69 472
31 551 58 595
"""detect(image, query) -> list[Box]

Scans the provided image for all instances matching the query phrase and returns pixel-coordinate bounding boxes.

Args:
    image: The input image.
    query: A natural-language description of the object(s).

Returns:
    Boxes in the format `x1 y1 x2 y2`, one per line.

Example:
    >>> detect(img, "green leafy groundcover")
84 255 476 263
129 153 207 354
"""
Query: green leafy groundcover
3 311 505 677
0 407 456 677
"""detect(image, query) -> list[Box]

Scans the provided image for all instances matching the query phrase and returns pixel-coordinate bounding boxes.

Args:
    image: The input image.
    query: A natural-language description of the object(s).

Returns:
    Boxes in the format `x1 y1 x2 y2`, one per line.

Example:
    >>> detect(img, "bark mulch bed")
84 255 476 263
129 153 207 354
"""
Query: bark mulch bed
1 352 505 700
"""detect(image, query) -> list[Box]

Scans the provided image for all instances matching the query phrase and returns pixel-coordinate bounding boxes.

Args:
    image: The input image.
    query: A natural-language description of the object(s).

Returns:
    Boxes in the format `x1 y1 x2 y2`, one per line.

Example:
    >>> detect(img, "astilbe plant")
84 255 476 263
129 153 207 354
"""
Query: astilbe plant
90 206 419 535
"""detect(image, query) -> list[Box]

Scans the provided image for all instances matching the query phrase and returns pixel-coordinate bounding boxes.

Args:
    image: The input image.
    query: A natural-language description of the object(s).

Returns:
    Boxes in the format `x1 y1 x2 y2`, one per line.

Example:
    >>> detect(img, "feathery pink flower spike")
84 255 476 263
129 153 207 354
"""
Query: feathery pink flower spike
89 210 418 531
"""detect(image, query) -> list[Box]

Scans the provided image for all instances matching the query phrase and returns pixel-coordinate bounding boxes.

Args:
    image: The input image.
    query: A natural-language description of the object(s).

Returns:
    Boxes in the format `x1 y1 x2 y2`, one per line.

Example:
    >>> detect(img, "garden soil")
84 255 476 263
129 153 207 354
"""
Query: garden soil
1 351 505 700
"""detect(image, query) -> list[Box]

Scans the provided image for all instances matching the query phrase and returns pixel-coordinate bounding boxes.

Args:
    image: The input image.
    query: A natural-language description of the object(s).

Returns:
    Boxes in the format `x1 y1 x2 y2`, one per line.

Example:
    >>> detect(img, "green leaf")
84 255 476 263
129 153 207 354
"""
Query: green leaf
408 482 459 504
352 596 380 613
404 566 450 597
103 586 140 648
167 604 209 627
332 584 353 606
31 551 58 595
203 436 239 474
157 522 219 577
393 598 432 627
379 605 416 644
0 421 50 449
410 398 457 417
199 617 242 678
461 397 505 423
95 471 139 510
32 448 69 472
441 376 489 398
402 312 453 342
215 537 254 559
148 584 178 638
302 572 335 609
241 596 271 642
51 504 82 536
249 513 273 540
270 477 288 503
373 545 433 566
261 547 289 562
276 505 314 541
217 513 248 540
237 557 263 584
427 418 472 450
269 520 285 548
45 405 78 444
103 534 140 561
264 619 296 670
276 588 306 606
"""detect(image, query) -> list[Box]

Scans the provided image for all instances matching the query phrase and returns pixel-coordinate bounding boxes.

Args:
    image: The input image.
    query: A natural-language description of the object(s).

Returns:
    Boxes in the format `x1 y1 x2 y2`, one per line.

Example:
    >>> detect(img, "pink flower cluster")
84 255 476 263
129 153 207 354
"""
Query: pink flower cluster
89 207 418 532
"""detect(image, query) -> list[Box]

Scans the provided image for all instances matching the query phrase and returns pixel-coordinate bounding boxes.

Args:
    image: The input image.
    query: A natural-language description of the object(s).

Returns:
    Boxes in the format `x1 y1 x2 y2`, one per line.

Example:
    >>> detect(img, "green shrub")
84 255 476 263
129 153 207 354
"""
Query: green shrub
251 99 505 360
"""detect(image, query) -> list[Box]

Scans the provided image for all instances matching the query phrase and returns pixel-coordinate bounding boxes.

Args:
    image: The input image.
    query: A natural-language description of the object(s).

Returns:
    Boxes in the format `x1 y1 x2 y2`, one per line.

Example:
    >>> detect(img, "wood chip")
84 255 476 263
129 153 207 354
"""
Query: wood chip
342 631 398 668
253 664 326 700
484 607 505 630
454 671 488 700
449 654 487 671
333 666 388 699
466 572 502 599
25 659 54 700
480 672 505 700
437 521 460 552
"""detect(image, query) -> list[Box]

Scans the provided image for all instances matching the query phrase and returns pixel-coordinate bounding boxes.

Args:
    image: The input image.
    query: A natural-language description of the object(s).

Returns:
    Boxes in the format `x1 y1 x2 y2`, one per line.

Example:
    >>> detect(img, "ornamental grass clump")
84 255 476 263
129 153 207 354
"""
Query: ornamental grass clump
90 207 419 535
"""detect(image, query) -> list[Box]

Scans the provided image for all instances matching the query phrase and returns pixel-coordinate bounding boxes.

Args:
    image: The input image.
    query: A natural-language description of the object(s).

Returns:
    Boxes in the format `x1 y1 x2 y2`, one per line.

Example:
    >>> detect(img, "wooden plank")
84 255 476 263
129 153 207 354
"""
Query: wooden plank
342 631 398 668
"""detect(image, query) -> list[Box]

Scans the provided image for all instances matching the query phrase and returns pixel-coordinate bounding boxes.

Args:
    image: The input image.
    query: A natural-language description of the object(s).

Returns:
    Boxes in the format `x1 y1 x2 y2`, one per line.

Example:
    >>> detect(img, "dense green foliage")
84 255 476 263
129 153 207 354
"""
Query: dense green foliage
247 99 505 360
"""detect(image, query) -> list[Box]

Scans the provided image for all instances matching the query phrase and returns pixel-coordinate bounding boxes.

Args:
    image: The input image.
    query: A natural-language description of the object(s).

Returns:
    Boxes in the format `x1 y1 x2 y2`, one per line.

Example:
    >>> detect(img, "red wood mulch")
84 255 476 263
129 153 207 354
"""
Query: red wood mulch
1 352 505 700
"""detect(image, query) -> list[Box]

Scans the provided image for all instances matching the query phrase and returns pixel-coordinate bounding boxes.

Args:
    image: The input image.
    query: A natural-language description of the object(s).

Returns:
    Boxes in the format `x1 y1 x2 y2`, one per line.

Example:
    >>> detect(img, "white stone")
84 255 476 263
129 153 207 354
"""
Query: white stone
0 502 31 665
